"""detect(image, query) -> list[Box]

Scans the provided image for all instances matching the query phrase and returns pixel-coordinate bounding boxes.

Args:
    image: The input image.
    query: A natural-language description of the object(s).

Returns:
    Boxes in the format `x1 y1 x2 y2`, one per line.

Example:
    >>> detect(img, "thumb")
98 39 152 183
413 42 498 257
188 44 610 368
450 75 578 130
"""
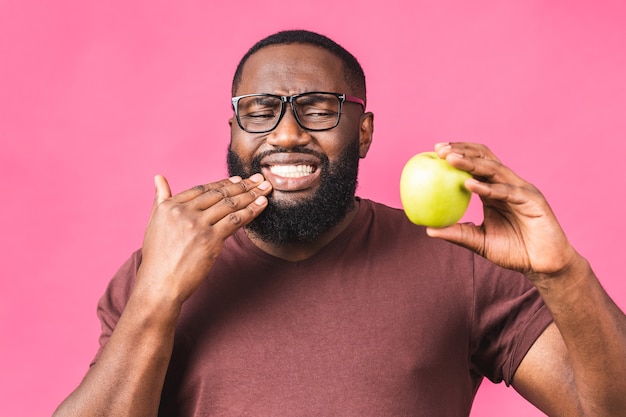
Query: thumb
153 174 172 206
426 222 485 255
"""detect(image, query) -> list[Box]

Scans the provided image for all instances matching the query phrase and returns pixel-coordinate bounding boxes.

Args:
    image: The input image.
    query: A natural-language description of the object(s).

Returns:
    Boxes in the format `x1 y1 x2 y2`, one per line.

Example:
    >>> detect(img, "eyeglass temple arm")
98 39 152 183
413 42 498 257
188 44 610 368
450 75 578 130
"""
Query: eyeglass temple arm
344 94 365 110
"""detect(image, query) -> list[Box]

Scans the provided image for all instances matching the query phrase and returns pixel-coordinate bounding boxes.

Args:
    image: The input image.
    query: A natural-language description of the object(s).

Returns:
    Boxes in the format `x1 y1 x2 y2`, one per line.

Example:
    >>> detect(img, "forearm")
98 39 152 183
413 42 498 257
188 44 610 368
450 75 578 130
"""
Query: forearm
530 255 626 415
53 291 181 417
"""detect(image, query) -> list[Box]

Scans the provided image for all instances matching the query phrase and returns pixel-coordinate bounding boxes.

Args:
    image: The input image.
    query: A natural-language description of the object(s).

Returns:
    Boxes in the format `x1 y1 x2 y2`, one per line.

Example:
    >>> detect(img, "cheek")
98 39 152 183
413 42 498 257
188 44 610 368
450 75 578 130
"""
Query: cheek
323 127 359 159
325 143 350 162
229 131 258 156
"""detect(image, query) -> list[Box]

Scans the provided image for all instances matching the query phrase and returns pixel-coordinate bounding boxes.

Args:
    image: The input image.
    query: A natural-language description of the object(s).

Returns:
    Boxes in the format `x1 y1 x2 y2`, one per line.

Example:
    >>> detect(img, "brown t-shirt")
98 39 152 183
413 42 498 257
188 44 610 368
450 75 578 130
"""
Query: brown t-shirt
95 198 553 416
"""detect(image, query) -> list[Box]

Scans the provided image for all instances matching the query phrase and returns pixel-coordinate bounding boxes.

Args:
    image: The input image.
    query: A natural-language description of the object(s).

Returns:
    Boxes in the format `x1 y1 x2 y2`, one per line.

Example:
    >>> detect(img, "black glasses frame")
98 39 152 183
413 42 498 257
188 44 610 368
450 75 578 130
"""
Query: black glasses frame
231 91 365 134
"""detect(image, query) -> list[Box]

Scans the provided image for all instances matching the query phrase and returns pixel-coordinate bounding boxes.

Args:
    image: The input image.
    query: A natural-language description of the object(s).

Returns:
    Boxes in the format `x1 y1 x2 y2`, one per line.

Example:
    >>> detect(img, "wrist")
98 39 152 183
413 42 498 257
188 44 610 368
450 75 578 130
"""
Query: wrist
128 268 186 325
526 253 593 298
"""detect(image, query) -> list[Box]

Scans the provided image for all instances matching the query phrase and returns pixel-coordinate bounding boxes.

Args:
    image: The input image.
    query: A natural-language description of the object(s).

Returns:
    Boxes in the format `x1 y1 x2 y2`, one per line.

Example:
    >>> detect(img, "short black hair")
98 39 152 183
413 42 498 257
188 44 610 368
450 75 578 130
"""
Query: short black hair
231 29 366 103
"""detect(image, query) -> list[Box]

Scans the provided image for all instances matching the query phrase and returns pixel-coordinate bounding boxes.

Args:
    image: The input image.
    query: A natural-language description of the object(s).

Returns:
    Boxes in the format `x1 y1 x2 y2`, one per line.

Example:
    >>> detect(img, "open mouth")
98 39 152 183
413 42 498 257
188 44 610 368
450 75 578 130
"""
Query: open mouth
258 152 324 192
269 164 317 178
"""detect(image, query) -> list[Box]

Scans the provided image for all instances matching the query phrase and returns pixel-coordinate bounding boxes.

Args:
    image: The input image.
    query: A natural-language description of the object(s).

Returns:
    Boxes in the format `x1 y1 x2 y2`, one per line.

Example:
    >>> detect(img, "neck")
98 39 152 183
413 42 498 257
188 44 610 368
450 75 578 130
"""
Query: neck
245 202 359 262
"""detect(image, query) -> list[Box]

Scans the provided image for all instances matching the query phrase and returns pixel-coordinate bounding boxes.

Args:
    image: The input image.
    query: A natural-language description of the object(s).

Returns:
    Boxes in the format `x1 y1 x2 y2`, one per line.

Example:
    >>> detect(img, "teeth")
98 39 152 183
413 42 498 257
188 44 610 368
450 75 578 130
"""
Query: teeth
269 165 315 178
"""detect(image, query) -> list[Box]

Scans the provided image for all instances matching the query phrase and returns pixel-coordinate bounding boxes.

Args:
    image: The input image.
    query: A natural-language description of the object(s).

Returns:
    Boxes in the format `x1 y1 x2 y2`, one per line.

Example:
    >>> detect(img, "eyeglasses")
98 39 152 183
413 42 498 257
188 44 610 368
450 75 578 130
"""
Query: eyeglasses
231 91 365 134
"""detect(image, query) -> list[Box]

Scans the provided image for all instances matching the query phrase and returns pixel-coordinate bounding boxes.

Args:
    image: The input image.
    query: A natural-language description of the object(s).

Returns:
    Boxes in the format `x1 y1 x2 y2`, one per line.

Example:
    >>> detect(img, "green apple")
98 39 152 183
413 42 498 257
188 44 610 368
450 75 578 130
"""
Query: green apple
400 151 472 227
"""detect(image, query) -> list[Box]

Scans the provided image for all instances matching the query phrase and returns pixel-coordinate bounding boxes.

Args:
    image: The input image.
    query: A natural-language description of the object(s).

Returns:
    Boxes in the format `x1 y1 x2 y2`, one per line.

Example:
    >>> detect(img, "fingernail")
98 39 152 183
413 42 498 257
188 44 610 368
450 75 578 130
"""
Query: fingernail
229 176 242 183
250 173 263 182
257 180 271 190
255 196 267 205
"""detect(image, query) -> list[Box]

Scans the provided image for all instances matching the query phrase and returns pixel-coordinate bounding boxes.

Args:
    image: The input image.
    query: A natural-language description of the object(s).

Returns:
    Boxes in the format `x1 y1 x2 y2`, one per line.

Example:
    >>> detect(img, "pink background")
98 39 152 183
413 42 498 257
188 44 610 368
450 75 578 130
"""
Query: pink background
1 1 625 415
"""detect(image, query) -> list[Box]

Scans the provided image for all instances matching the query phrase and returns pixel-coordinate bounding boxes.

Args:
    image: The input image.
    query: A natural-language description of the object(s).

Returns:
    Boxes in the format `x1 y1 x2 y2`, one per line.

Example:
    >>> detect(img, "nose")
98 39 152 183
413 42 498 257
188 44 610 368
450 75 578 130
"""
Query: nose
266 105 311 148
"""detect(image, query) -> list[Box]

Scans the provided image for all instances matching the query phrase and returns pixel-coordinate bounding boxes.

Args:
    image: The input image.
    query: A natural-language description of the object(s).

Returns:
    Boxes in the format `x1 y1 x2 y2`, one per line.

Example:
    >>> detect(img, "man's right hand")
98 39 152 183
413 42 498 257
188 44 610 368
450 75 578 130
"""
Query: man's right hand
136 173 272 306
53 174 272 417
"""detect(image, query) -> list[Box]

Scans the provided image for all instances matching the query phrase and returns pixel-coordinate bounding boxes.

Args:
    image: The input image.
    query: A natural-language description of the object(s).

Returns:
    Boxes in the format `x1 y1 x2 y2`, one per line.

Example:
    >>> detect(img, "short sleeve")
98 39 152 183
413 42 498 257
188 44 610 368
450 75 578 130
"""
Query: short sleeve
90 250 142 366
469 253 554 386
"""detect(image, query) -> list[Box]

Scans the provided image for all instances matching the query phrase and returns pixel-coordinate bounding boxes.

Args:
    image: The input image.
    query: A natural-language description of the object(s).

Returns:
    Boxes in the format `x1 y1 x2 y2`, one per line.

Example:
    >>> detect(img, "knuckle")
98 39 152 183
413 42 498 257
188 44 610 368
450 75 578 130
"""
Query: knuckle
209 187 230 198
244 205 257 219
221 196 237 208
169 204 185 217
235 180 249 191
192 184 206 193
228 212 243 225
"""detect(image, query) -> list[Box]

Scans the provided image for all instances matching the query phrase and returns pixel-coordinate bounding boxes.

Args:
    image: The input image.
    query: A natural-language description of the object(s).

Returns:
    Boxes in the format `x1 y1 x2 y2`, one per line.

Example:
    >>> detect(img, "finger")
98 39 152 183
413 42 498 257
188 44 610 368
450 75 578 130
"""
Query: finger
436 142 511 183
185 174 270 211
171 173 264 204
465 178 529 205
210 193 269 236
444 150 527 188
151 174 173 217
154 174 172 204
435 142 500 163
468 178 551 226
199 179 272 225
426 222 486 256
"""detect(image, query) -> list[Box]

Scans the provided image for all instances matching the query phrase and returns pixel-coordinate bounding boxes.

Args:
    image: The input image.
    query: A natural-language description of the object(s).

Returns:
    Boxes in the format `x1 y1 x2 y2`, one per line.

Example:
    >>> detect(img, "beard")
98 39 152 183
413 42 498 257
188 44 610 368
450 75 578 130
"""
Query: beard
226 139 360 245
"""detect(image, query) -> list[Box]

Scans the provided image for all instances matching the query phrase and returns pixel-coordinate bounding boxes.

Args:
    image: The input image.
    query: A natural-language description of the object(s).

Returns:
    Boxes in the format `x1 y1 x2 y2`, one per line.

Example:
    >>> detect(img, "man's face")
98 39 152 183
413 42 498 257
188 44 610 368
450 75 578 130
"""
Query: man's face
228 43 373 244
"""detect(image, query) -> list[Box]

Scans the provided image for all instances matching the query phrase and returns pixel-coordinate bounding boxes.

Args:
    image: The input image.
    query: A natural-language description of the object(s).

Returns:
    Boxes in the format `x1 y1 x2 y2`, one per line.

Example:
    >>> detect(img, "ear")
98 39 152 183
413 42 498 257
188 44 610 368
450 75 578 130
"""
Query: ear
358 112 374 158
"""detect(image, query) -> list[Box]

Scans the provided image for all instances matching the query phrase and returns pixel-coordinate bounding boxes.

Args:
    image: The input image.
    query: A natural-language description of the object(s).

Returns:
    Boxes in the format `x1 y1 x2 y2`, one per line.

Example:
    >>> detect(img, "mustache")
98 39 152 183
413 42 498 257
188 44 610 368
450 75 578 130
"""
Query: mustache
254 146 326 161
251 146 329 170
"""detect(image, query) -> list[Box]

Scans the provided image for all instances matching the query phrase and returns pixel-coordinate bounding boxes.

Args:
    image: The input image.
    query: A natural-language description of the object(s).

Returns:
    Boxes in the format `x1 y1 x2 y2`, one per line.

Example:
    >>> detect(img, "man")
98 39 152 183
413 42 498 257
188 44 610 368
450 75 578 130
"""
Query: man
54 30 626 416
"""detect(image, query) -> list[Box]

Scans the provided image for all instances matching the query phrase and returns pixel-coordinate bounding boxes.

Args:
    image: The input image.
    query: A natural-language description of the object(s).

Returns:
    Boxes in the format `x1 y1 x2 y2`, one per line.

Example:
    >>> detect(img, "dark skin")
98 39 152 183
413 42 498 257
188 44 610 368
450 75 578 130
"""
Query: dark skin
228 44 374 261
52 174 273 417
431 143 626 416
53 44 626 417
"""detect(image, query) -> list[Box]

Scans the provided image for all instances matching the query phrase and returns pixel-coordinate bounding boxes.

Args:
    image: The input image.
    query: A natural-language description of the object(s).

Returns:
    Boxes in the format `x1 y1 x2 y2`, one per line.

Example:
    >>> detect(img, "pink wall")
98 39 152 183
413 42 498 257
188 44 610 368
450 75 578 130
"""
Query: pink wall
1 1 625 415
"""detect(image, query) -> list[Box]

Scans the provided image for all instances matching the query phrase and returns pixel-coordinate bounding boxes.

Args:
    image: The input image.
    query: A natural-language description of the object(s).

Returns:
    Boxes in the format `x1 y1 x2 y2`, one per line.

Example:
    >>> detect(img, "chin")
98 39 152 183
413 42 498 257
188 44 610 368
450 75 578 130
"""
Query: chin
268 190 315 208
